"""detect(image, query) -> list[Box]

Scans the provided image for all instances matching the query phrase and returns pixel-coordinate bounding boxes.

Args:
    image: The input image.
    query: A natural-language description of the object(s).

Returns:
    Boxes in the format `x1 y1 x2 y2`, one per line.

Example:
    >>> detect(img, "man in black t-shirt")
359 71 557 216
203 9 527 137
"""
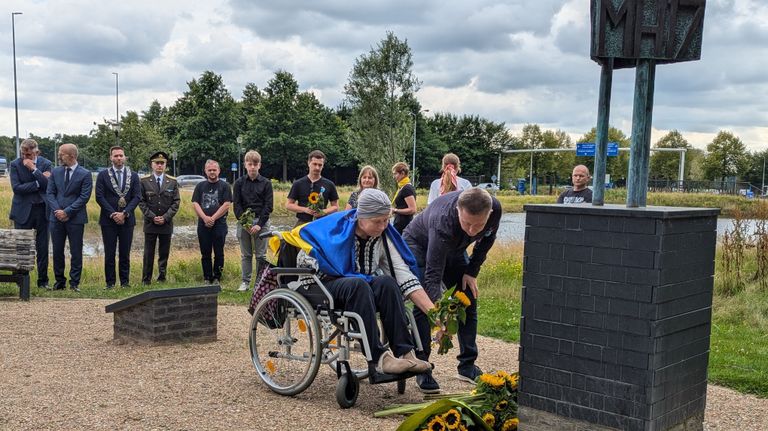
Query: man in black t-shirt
557 164 593 204
192 160 233 284
286 150 339 226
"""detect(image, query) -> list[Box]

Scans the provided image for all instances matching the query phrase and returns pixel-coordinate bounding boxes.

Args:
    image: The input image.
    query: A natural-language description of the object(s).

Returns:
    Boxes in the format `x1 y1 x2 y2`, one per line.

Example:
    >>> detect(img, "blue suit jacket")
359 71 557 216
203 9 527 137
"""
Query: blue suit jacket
95 168 142 226
9 156 53 225
45 165 93 225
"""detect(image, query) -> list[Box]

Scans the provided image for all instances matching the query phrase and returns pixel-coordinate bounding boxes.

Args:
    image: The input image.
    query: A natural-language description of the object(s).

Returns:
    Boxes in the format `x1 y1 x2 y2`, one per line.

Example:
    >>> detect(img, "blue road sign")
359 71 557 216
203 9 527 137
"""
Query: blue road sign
576 142 619 157
231 162 238 171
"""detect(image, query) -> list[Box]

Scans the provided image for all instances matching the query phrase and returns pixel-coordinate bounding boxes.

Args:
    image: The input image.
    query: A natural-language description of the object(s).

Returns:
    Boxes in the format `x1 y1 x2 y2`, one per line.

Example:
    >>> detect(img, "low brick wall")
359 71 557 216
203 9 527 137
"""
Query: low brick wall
106 286 221 344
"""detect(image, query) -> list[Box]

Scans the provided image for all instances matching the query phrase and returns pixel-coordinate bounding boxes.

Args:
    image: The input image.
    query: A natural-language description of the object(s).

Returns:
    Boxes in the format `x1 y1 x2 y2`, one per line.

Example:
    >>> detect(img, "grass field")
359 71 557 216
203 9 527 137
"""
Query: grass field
1 177 766 397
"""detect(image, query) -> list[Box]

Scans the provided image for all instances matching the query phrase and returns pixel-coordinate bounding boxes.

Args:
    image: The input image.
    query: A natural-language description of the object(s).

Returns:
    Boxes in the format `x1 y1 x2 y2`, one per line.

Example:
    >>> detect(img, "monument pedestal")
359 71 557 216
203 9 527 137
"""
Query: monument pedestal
519 204 718 431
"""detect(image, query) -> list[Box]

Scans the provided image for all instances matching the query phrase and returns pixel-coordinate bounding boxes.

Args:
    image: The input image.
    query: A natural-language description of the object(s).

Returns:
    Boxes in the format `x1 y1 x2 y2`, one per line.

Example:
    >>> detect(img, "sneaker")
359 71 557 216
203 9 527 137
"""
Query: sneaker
399 350 431 373
416 373 441 394
376 351 417 375
237 282 250 292
456 365 483 384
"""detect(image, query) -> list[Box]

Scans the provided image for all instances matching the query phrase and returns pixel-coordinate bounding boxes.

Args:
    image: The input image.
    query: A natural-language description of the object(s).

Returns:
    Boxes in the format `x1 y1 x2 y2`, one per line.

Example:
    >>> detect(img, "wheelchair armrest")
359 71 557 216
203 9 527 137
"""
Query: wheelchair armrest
258 230 276 239
272 267 317 275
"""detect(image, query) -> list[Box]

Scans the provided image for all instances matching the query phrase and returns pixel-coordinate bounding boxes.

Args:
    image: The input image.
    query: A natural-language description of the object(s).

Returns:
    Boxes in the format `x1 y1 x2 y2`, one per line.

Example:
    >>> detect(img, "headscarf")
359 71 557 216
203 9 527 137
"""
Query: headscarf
356 188 392 219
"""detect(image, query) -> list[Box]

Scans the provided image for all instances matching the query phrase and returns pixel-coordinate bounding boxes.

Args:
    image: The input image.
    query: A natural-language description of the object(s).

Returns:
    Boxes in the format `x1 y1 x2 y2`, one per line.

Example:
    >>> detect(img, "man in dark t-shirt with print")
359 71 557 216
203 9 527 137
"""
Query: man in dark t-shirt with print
557 164 593 204
192 160 233 284
286 150 339 226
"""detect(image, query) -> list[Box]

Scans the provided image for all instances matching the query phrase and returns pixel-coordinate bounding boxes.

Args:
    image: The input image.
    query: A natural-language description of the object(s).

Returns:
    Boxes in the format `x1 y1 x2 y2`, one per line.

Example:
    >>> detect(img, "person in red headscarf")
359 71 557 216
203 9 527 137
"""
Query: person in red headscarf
427 153 473 205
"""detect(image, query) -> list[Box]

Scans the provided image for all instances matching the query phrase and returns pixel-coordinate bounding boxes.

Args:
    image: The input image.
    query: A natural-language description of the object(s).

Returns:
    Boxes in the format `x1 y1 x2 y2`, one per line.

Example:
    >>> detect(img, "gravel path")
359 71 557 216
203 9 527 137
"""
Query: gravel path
1 298 765 430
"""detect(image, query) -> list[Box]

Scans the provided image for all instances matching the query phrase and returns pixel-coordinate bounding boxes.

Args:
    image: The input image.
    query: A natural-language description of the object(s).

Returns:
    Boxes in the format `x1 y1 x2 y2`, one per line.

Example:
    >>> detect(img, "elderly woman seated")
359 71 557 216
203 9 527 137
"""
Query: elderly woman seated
286 188 436 376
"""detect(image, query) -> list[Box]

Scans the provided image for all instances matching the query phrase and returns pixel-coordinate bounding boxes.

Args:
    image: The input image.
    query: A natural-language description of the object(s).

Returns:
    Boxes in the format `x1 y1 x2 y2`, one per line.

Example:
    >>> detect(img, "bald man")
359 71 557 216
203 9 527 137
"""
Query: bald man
557 165 593 204
45 143 93 291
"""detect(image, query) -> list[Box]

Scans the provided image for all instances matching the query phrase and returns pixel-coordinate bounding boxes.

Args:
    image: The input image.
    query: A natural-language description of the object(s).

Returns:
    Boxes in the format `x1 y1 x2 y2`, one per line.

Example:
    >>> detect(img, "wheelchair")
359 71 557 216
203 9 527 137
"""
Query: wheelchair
248 232 427 408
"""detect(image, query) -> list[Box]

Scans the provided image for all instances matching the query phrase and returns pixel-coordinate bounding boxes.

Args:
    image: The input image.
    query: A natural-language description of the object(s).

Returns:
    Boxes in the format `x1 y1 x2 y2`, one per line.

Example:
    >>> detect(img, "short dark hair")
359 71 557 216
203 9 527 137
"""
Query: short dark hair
457 188 493 215
109 146 124 155
308 150 326 162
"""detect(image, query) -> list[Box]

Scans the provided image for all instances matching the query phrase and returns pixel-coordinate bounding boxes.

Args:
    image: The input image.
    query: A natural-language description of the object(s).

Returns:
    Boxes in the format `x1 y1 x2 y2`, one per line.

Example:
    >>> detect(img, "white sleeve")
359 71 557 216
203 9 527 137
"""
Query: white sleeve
458 177 473 191
427 179 440 205
380 233 423 298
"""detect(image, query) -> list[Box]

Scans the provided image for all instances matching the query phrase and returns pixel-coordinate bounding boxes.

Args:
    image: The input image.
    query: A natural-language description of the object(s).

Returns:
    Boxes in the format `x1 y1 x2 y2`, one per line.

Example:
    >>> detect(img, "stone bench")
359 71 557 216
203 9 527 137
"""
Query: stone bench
105 286 221 344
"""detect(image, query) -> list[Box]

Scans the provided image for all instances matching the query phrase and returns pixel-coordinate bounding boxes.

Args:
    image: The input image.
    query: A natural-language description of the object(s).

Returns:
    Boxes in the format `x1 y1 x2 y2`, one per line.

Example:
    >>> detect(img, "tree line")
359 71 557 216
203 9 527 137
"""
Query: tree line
1 32 765 191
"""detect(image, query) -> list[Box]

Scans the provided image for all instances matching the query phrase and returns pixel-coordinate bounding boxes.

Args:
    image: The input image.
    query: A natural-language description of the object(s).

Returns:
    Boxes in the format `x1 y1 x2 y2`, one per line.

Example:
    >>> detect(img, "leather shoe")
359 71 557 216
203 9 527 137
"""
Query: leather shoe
399 350 432 373
70 285 80 292
376 351 417 375
53 283 66 290
105 285 114 290
416 373 441 394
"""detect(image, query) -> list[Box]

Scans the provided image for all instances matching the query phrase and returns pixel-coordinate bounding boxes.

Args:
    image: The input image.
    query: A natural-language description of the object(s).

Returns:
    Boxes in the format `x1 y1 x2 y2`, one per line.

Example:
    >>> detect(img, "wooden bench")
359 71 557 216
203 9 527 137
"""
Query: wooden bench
0 229 36 301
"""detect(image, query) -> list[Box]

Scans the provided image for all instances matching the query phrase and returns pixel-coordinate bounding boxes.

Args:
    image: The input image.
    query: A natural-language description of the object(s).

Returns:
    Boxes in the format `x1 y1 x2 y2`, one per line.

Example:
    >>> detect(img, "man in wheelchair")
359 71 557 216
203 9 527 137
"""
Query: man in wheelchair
290 188 436 376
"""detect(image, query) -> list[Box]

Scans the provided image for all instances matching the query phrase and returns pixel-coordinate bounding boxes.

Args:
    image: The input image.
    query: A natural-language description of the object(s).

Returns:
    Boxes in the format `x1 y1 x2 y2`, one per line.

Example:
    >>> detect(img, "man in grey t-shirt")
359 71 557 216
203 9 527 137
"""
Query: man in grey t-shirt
558 165 593 204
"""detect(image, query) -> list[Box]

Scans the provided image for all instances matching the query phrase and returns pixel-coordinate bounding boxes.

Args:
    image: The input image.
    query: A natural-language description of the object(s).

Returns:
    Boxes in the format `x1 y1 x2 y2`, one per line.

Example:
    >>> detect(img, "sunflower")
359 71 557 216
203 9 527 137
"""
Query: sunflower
426 415 447 431
482 412 495 427
479 373 506 389
453 291 471 307
494 399 509 411
308 192 320 204
441 409 461 430
447 302 458 312
501 418 519 431
505 373 519 389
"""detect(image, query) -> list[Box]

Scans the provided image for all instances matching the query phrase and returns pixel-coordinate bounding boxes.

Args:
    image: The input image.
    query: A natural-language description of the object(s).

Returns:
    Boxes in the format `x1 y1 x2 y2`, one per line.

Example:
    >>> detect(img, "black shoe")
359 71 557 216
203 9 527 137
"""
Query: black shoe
53 283 66 290
157 277 166 283
416 373 441 394
38 283 50 290
142 281 151 286
121 284 131 289
212 278 220 285
456 365 483 384
70 285 80 292
204 279 213 285
105 285 115 290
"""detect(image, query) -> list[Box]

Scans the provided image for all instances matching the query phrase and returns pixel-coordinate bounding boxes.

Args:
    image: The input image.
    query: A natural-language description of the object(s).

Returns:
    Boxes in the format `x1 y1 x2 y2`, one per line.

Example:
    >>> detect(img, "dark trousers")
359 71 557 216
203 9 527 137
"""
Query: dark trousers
412 251 479 373
142 233 171 283
324 276 414 364
50 221 85 288
197 222 227 281
102 223 134 286
14 203 49 286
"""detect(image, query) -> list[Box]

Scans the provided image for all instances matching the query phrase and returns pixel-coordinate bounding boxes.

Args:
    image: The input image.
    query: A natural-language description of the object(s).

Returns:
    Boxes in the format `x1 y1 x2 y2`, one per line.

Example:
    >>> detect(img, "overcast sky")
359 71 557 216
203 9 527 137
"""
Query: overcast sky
1 0 767 153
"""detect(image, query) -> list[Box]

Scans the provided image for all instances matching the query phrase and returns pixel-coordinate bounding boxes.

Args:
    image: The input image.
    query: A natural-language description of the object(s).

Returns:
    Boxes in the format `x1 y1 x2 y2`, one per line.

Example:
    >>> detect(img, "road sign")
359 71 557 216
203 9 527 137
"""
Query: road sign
491 175 497 182
231 162 237 172
576 142 619 157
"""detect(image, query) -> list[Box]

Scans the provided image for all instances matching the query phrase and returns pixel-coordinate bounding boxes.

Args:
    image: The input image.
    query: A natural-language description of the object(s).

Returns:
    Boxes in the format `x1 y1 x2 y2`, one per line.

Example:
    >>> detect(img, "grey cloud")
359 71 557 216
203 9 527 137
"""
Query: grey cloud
178 34 244 72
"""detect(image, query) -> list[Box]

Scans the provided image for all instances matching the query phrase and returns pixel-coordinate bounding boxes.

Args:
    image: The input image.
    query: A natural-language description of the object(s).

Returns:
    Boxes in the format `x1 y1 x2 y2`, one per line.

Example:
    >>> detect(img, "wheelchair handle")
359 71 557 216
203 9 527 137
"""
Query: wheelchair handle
258 230 277 239
272 267 316 275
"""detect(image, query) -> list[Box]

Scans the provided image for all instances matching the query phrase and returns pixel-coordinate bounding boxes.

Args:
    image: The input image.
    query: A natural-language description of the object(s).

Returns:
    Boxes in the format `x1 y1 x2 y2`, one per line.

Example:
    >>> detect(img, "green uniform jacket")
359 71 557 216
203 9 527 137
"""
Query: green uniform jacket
138 174 181 234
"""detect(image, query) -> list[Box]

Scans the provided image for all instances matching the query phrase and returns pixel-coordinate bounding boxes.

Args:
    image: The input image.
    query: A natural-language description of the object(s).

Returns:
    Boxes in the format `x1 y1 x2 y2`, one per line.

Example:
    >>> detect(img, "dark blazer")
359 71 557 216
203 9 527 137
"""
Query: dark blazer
95 167 142 227
9 156 53 224
138 174 180 235
45 164 93 225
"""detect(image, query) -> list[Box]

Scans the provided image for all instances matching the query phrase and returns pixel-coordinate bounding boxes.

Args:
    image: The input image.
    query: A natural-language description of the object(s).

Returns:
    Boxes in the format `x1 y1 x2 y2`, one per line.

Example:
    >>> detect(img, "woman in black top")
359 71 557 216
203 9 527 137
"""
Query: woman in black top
391 162 417 233
345 165 379 210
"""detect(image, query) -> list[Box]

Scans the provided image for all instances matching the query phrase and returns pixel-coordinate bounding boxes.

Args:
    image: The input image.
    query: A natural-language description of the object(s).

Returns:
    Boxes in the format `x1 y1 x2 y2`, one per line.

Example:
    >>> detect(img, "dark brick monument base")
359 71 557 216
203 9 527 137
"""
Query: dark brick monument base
519 204 718 431
105 286 221 344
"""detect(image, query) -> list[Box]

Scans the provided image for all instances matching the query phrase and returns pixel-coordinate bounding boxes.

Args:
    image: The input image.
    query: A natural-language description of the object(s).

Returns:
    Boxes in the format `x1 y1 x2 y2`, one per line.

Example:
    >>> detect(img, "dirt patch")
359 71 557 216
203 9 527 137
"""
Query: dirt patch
0 299 765 430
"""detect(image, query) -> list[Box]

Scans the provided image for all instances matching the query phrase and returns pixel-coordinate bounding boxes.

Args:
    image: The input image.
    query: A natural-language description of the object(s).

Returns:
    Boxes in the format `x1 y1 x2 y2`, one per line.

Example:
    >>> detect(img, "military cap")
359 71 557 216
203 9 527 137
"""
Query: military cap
150 151 169 163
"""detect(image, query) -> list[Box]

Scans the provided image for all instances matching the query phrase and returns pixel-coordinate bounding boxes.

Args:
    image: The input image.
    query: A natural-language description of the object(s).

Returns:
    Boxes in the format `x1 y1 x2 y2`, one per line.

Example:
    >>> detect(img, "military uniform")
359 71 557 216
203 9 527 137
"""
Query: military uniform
138 152 180 284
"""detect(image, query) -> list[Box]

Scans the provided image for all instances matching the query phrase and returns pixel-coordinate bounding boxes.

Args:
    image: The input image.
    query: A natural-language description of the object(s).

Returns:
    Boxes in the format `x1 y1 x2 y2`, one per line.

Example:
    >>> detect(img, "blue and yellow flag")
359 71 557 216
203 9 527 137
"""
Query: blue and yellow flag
273 210 420 281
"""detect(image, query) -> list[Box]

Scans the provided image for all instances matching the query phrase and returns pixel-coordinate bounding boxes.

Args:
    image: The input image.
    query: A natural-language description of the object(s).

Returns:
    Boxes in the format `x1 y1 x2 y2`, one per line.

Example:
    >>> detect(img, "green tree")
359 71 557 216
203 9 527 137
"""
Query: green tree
702 131 750 182
649 130 691 181
742 149 768 189
163 71 239 174
344 32 420 192
142 100 167 128
88 112 165 171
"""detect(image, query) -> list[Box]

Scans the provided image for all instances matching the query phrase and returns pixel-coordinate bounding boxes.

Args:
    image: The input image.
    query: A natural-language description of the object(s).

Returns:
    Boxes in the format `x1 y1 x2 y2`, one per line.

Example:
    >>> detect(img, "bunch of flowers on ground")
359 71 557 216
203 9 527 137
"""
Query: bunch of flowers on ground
375 370 519 431
428 287 472 354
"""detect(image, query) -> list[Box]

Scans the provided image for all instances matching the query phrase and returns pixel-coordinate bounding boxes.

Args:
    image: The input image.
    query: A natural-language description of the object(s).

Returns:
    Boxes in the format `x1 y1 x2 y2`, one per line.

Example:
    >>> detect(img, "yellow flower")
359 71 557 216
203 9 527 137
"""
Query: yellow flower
479 373 506 388
453 291 471 307
308 192 320 204
501 418 519 431
447 302 458 312
441 409 461 430
482 412 495 427
265 360 276 374
506 373 519 389
427 415 447 431
297 319 307 333
495 399 509 411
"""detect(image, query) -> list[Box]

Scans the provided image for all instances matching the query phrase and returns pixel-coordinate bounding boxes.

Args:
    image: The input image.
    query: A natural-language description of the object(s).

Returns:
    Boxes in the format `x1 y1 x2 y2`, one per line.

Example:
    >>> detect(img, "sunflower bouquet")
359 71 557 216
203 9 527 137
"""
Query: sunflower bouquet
307 186 326 219
238 208 257 230
428 287 472 355
375 370 519 431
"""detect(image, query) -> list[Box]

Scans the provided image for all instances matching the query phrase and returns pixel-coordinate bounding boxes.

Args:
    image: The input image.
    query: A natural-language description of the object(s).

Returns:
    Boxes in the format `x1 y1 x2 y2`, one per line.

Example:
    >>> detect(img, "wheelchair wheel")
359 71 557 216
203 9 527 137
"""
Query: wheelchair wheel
249 289 321 396
335 371 359 409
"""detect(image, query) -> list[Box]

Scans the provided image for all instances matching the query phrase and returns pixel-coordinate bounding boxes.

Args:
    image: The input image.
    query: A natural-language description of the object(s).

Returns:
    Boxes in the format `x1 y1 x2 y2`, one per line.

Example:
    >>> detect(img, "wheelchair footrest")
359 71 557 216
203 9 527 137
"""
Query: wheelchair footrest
366 365 424 385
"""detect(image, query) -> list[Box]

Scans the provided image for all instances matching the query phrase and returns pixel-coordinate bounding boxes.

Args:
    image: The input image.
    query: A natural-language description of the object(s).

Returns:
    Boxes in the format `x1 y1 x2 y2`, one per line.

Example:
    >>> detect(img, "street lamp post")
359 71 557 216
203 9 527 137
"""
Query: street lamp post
112 72 119 146
12 12 23 159
762 154 766 197
236 135 244 179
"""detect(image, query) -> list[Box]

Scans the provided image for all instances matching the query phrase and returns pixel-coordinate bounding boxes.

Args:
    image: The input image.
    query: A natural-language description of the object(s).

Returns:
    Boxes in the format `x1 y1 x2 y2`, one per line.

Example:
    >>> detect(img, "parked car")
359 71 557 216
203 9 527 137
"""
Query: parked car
476 182 500 191
176 175 206 188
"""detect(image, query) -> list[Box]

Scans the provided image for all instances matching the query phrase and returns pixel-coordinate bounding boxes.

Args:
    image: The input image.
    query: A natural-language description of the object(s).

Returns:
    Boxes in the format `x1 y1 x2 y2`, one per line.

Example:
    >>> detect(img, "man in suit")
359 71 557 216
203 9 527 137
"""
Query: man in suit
138 151 180 285
45 143 93 292
9 138 53 289
95 146 142 289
